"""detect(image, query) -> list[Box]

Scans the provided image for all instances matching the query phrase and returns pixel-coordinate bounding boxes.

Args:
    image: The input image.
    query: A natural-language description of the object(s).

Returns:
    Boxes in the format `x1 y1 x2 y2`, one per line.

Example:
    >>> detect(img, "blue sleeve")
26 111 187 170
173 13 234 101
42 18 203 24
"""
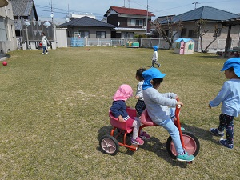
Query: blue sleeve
210 82 230 107
110 101 124 118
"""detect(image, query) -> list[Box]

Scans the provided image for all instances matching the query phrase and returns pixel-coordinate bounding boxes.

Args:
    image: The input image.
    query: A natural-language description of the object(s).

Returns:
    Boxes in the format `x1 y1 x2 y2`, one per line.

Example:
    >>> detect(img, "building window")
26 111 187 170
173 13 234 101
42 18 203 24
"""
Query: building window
188 30 196 38
181 28 186 37
165 30 169 37
122 32 134 38
127 19 143 26
78 31 89 38
136 19 143 26
96 31 106 38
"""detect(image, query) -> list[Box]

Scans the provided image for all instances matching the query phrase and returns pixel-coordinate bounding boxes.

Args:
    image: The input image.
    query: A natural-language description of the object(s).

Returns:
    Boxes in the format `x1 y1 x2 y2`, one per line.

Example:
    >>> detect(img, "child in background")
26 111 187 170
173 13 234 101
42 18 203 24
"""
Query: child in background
135 68 150 139
209 58 240 149
41 32 49 55
152 46 161 67
110 84 144 145
142 67 194 162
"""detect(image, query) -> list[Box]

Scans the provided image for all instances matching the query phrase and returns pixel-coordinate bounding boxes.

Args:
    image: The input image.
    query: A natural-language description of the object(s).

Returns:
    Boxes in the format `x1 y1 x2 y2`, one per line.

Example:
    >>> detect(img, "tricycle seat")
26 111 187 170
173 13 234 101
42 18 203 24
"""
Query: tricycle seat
109 107 136 133
141 110 158 126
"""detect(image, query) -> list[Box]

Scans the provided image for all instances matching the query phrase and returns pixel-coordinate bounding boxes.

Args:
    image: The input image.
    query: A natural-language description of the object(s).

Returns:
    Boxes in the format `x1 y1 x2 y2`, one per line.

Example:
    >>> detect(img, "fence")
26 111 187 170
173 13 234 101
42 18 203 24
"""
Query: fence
67 37 239 53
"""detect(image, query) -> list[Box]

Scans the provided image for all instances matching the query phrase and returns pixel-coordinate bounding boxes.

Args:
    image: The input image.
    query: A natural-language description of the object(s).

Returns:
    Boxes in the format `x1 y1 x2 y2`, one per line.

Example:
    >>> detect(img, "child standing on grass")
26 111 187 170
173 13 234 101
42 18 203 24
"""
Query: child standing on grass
142 67 194 162
110 84 144 145
152 46 161 67
209 58 240 149
135 68 150 139
41 32 49 55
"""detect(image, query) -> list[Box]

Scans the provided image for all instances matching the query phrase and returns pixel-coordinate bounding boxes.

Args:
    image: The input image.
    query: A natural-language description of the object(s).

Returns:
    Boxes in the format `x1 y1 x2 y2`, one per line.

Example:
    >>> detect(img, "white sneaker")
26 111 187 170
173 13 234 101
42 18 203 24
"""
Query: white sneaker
46 52 48 54
42 53 44 54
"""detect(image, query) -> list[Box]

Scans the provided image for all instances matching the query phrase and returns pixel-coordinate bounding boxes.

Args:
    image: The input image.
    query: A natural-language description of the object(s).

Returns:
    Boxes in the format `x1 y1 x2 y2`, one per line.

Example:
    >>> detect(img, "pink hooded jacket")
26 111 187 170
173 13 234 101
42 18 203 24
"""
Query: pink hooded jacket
113 84 133 101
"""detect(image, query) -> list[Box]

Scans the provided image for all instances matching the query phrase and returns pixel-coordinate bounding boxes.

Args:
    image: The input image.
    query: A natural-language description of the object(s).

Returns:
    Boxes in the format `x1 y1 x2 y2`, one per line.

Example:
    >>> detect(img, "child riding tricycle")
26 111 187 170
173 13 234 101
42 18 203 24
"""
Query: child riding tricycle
100 104 200 161
100 68 200 162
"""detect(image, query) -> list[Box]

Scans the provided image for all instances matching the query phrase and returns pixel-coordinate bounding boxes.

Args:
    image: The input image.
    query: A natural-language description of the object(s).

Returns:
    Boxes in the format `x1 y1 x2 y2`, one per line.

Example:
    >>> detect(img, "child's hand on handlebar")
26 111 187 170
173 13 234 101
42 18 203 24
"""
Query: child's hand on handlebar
177 101 183 106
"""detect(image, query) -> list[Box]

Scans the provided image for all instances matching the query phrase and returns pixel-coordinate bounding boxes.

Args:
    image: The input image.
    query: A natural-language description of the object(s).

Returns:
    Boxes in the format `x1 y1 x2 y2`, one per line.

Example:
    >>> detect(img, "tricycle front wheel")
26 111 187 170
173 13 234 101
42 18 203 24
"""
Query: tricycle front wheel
166 132 200 159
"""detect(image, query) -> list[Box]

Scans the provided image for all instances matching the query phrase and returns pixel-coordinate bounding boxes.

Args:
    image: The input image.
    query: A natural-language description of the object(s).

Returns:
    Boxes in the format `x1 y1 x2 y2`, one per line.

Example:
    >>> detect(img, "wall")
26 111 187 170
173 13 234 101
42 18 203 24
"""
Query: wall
0 1 17 53
69 27 112 38
161 21 240 52
56 28 67 47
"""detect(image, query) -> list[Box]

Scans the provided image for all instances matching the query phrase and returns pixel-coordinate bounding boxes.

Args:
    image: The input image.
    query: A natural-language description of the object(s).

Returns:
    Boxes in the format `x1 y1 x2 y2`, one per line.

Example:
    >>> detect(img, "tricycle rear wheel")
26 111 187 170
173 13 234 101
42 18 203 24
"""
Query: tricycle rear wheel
100 135 119 155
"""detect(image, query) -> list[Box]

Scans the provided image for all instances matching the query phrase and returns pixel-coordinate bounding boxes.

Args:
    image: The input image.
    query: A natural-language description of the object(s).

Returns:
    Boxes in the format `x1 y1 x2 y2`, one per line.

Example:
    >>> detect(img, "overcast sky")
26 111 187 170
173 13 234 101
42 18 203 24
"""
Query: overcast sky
34 0 240 21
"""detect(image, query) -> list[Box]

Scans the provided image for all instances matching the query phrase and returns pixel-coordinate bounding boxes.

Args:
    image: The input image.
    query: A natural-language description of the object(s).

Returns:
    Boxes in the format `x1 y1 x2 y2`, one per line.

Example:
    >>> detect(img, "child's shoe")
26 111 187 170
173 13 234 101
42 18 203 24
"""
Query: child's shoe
131 137 144 145
210 128 224 137
177 151 194 162
219 139 233 149
139 131 150 139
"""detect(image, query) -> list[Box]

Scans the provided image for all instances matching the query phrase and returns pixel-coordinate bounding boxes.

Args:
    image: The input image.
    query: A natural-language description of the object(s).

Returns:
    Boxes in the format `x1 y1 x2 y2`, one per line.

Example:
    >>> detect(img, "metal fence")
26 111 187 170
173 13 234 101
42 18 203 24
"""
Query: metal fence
16 19 54 42
67 37 239 52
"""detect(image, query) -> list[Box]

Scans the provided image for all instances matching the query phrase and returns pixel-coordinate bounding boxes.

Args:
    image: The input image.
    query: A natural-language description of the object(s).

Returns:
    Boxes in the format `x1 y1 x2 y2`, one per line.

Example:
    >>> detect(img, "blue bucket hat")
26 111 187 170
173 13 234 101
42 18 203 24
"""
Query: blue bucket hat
221 58 240 77
142 67 166 90
153 46 158 51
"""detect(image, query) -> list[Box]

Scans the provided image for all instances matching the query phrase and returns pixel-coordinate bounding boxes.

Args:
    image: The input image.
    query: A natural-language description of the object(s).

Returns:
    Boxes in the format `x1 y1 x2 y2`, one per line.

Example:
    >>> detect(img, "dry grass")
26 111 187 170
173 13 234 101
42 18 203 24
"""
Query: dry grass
0 47 239 179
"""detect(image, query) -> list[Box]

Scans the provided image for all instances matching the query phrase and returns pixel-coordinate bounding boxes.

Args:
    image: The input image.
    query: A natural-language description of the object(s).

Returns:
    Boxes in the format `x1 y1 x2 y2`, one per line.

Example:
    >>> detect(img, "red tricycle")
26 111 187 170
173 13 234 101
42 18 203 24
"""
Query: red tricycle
99 102 200 160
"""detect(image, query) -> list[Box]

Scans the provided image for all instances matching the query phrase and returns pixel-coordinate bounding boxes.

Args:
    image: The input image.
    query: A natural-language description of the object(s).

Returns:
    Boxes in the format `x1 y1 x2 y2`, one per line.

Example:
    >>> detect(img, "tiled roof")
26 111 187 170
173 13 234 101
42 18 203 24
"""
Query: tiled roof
161 6 239 23
11 0 34 17
110 6 155 17
59 16 115 28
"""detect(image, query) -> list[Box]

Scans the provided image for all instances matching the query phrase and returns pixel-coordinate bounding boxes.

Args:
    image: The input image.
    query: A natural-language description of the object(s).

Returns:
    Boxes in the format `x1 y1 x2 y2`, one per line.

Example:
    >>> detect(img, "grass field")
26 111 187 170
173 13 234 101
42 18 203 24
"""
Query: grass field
0 47 239 179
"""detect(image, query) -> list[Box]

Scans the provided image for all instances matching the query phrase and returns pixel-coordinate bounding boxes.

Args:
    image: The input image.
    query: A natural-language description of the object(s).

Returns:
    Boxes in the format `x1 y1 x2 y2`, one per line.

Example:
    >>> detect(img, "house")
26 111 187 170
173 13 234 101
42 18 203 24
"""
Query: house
59 16 115 39
0 0 17 54
157 6 240 52
11 0 38 37
105 6 155 38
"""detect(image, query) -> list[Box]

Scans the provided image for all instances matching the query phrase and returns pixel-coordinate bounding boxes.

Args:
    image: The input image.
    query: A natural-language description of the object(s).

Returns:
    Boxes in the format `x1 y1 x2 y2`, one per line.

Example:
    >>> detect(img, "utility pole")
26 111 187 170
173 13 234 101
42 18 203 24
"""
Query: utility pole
192 2 199 9
50 0 53 23
145 0 148 34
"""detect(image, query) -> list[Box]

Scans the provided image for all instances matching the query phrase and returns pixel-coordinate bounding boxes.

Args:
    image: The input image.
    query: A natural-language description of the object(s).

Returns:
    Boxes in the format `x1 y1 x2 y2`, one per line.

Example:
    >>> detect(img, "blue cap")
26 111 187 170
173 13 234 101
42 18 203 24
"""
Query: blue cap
153 46 158 51
221 58 240 77
142 67 166 90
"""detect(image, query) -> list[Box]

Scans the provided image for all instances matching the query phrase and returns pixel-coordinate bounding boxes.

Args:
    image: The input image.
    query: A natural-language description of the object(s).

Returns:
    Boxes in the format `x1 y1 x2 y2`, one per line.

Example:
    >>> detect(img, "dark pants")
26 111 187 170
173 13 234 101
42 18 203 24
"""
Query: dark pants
152 60 160 67
42 46 48 54
135 100 146 117
218 114 234 144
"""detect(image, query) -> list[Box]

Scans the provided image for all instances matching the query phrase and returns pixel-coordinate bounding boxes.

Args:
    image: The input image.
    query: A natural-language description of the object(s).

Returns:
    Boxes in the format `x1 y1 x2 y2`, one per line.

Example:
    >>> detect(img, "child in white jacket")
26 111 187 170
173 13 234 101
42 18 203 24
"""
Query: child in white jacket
41 32 49 54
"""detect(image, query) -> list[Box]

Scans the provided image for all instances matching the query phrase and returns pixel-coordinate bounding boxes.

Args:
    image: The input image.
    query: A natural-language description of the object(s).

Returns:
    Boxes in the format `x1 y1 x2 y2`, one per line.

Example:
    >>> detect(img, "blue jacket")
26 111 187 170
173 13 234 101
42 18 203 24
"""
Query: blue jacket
210 79 240 117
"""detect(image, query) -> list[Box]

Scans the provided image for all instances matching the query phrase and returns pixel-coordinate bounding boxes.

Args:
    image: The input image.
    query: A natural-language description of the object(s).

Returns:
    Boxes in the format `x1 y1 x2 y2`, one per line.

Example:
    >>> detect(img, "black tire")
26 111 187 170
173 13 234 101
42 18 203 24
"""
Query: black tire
100 134 119 156
166 132 200 159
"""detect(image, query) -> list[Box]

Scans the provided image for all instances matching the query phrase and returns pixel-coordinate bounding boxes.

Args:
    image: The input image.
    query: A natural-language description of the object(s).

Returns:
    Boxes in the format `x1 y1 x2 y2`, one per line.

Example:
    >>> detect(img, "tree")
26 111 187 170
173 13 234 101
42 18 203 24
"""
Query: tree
195 19 208 52
203 24 222 53
151 17 183 49
195 19 222 53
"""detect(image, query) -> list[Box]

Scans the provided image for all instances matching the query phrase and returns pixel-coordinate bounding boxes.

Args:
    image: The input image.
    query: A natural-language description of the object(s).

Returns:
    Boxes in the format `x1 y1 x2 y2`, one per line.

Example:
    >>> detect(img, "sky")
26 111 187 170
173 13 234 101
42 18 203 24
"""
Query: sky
34 0 240 21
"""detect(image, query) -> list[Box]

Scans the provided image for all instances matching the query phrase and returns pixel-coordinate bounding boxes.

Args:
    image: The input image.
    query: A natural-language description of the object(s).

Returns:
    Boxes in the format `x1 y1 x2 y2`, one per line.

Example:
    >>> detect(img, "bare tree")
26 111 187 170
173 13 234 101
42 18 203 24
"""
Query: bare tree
152 17 183 49
195 19 222 53
203 24 222 53
195 19 208 52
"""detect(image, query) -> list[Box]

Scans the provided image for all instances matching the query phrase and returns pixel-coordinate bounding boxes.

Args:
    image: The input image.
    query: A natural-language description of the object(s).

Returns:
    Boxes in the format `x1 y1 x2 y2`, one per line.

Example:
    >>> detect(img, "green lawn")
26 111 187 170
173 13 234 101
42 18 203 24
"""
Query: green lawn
0 47 239 179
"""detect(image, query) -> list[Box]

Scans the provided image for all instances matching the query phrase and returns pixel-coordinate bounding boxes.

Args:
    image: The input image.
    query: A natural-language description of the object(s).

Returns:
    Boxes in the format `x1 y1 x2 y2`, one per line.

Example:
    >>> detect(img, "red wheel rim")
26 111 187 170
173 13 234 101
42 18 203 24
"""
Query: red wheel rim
101 138 117 154
170 134 197 156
